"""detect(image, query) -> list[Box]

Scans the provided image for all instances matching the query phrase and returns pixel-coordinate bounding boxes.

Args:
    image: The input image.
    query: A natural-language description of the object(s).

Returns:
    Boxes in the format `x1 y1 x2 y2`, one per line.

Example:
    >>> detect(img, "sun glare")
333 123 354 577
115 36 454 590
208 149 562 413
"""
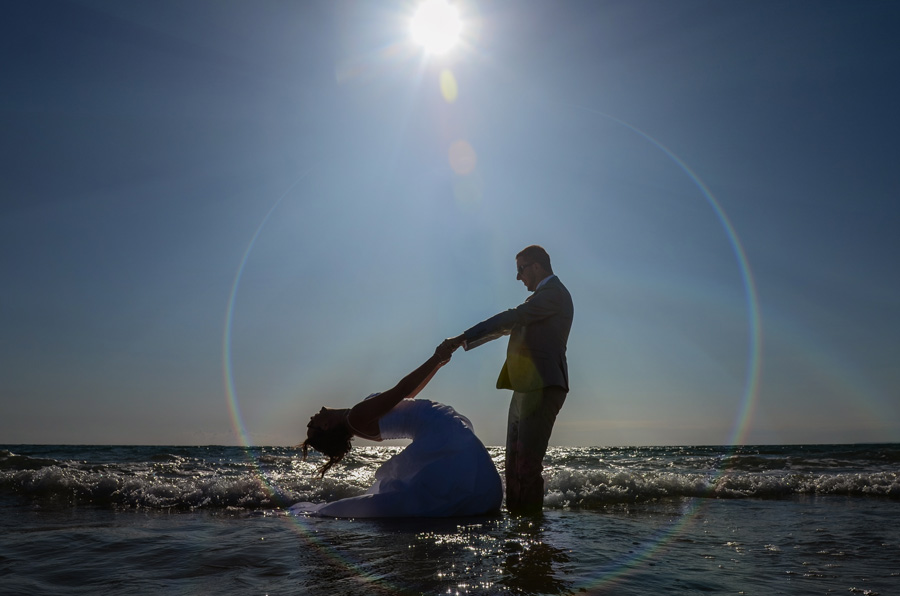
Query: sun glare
411 0 462 55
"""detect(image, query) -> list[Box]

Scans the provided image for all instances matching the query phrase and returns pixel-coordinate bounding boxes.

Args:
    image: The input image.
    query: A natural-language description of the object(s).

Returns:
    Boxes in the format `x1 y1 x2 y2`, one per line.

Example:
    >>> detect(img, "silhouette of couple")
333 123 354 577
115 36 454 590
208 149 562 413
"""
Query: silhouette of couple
297 245 573 517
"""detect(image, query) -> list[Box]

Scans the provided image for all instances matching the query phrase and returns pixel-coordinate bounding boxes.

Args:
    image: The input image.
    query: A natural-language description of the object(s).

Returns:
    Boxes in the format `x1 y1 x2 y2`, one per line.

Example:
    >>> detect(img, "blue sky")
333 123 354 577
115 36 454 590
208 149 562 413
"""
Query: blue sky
2 0 898 446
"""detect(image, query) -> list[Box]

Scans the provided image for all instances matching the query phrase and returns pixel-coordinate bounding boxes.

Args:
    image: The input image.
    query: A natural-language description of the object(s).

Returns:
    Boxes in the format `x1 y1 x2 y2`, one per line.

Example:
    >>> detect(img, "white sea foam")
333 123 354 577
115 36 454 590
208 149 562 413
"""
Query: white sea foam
2 445 898 510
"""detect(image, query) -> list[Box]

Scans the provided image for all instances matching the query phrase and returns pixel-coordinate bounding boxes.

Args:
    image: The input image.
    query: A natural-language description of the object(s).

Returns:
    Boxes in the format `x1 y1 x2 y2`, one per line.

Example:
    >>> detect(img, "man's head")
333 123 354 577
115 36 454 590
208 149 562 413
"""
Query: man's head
515 245 553 291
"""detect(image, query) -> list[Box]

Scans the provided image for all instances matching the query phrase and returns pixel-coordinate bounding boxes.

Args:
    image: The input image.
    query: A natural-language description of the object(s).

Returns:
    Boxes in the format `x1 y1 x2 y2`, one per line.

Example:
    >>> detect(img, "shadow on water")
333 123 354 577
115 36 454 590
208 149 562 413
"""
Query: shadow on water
288 512 575 596
496 516 574 595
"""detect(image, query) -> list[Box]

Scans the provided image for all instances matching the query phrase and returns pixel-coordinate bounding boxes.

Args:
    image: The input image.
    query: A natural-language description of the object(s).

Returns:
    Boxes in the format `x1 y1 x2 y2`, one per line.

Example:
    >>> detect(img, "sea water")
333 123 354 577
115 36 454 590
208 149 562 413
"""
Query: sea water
2 444 898 594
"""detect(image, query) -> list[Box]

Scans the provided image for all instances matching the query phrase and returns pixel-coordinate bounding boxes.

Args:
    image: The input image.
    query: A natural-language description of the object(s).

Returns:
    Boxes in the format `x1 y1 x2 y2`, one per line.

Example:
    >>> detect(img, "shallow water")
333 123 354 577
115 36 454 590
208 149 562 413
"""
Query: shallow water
2 444 898 594
3 498 898 594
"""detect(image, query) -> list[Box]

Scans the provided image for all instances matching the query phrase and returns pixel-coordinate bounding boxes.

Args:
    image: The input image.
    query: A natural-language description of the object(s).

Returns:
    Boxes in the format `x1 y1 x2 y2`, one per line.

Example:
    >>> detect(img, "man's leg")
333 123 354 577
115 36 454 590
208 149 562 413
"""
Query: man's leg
505 393 524 512
507 387 566 515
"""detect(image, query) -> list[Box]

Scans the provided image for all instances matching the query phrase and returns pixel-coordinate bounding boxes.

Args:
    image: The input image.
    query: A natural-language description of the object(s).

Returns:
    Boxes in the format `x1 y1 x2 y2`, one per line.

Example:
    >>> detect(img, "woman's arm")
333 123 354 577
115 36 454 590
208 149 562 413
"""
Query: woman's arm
347 343 454 431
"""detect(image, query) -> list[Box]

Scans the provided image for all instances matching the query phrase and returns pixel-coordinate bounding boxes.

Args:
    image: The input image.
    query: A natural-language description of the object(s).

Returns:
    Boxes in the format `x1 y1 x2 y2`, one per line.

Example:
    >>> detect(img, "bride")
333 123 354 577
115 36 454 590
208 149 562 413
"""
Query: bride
293 340 502 518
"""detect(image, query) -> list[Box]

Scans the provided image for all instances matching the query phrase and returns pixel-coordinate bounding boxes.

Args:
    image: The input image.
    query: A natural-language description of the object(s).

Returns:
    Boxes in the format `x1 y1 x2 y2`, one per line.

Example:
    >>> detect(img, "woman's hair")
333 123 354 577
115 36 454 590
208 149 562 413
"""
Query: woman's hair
301 424 354 477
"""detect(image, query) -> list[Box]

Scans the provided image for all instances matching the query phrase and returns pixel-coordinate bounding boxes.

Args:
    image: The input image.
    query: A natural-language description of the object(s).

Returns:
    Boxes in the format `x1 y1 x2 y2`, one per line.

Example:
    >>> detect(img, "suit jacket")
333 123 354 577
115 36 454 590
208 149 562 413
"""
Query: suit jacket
463 276 573 393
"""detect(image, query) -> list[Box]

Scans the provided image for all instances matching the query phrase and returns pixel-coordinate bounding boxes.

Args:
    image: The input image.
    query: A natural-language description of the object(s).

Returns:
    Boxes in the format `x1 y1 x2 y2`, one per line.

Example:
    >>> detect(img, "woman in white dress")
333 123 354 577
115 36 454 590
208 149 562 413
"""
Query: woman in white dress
296 341 502 518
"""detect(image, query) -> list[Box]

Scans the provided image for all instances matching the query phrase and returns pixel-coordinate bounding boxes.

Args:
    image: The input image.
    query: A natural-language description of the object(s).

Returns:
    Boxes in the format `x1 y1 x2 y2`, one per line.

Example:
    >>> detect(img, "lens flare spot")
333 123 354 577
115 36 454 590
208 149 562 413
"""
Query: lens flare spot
440 69 458 103
448 140 476 175
453 170 483 208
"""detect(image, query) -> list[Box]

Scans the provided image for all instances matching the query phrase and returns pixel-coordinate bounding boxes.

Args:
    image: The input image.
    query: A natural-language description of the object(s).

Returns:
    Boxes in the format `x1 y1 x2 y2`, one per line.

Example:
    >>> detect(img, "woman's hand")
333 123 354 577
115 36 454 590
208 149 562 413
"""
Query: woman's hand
435 338 459 363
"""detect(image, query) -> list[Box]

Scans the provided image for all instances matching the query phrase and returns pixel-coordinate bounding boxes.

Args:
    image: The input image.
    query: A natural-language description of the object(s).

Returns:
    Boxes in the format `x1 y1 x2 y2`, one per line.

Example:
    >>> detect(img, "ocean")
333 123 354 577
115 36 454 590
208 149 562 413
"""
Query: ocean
2 443 898 595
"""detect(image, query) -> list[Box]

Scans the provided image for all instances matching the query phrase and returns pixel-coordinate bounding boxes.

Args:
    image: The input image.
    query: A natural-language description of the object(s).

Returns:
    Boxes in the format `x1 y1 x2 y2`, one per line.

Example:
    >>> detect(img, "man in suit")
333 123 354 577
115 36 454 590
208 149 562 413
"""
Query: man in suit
446 245 573 515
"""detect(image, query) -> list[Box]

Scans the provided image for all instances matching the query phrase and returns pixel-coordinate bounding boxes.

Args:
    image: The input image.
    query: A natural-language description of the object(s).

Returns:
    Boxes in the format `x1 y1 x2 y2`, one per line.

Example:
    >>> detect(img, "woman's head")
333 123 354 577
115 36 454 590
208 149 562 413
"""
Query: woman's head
301 407 353 476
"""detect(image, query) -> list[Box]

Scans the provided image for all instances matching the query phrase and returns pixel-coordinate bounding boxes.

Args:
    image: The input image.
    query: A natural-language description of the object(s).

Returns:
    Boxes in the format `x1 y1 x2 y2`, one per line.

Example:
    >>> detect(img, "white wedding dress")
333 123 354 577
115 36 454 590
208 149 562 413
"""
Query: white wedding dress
290 399 502 518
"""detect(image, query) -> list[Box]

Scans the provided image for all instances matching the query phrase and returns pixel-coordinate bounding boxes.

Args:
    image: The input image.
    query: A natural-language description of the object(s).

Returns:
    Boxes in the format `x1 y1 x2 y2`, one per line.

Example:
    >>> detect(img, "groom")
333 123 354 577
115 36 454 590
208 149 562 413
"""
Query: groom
447 245 573 515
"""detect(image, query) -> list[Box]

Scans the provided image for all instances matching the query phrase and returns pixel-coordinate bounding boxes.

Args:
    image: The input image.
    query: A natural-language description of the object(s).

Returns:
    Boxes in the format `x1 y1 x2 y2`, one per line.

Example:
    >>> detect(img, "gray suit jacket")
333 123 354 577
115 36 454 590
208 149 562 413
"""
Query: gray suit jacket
463 276 573 393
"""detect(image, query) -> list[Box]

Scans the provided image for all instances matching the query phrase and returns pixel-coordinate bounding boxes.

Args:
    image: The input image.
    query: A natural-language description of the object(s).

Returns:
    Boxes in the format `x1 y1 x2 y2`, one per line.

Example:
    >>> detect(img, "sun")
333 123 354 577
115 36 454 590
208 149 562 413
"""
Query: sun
410 0 462 55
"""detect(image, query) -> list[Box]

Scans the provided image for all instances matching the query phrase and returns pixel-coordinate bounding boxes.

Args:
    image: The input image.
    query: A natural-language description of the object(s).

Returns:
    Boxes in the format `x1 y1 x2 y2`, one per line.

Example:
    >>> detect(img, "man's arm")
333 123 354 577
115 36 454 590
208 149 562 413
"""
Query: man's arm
450 284 567 351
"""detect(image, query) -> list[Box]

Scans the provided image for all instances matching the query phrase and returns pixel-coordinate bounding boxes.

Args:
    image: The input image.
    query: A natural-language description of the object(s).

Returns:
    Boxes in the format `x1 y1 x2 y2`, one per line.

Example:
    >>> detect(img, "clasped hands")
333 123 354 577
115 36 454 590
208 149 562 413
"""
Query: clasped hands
435 334 467 363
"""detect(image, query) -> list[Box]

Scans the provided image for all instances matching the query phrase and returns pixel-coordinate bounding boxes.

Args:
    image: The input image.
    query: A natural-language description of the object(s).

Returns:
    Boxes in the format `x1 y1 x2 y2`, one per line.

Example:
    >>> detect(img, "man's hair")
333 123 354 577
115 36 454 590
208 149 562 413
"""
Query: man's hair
301 425 354 477
516 245 553 274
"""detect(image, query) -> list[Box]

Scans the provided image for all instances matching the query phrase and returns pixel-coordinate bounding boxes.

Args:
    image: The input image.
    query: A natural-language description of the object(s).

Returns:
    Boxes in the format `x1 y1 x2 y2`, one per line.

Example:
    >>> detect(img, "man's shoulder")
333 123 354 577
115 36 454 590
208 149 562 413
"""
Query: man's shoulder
530 276 573 310
541 275 570 296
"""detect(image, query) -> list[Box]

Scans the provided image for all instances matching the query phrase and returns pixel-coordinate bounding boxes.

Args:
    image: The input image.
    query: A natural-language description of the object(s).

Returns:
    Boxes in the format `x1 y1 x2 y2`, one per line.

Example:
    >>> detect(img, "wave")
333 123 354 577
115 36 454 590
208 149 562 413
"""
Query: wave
543 468 900 508
0 449 289 509
3 448 898 511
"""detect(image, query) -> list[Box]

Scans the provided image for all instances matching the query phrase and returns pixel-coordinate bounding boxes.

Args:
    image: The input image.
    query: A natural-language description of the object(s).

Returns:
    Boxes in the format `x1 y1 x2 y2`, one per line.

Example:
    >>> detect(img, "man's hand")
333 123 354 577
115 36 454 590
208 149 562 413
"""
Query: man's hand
445 334 466 350
435 338 459 363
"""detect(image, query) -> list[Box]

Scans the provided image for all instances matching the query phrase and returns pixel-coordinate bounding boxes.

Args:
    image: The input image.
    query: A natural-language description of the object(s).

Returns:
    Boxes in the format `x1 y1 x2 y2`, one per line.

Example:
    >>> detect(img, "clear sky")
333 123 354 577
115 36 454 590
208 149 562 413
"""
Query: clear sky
2 0 898 447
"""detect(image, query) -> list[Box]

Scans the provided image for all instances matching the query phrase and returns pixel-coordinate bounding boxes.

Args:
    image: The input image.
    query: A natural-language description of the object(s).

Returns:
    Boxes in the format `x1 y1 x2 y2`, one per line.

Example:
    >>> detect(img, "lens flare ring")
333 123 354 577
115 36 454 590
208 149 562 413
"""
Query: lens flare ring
556 105 762 592
221 104 764 592
221 170 422 593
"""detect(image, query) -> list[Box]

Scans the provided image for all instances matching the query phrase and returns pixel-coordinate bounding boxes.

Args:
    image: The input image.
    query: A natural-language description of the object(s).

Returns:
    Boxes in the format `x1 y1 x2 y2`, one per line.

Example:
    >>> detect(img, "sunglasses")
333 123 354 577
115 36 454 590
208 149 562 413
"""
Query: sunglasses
516 262 533 274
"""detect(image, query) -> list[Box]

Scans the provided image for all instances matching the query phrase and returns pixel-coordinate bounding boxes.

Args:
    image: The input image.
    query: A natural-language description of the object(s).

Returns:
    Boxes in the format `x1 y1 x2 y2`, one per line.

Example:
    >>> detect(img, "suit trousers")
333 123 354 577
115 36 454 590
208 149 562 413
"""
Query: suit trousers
505 386 567 515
